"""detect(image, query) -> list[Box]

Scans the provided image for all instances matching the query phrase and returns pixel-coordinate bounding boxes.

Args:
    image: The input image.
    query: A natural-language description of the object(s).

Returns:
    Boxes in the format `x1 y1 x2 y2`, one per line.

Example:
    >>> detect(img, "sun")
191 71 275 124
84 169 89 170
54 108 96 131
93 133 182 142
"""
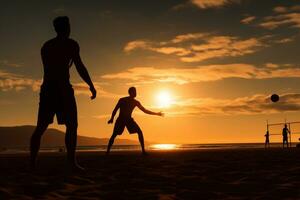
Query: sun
156 90 172 108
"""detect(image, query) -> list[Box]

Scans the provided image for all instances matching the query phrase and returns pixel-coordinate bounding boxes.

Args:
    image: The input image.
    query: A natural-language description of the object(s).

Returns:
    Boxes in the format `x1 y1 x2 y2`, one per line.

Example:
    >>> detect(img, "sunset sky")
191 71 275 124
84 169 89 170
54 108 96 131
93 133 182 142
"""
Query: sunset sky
1 0 300 143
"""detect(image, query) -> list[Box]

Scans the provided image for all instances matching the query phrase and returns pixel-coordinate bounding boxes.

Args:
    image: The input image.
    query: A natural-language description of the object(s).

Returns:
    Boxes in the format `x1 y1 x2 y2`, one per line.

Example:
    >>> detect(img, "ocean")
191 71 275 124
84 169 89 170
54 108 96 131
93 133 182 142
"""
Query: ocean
0 143 298 154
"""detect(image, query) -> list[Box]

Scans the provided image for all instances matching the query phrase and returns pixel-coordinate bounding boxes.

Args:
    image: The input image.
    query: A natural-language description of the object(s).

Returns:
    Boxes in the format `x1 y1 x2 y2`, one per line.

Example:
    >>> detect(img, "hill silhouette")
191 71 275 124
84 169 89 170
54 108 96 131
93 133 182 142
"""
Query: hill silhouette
0 125 140 148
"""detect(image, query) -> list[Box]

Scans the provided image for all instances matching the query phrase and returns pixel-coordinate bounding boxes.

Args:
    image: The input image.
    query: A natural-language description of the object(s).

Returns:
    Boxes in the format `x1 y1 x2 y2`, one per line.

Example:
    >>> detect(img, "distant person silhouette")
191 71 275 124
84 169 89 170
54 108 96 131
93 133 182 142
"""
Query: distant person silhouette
265 130 270 148
282 124 290 148
106 87 163 155
30 16 97 171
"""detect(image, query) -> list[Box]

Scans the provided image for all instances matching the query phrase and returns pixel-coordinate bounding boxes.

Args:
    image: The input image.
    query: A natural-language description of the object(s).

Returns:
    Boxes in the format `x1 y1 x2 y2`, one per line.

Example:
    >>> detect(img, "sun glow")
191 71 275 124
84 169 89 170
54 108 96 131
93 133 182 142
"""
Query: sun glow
156 90 173 108
150 144 178 150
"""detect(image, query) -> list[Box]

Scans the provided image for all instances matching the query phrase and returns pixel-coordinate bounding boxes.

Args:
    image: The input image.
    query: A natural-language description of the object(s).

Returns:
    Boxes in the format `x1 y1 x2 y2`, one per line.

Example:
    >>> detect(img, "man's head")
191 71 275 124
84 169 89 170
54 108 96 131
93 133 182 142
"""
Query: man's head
53 16 70 38
285 124 288 128
128 87 137 98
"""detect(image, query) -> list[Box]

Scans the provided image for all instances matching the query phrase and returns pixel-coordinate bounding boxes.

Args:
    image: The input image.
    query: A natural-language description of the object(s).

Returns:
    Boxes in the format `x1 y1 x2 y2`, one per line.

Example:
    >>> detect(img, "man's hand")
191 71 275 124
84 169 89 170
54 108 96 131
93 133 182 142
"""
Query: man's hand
157 111 164 117
90 86 97 100
108 118 114 124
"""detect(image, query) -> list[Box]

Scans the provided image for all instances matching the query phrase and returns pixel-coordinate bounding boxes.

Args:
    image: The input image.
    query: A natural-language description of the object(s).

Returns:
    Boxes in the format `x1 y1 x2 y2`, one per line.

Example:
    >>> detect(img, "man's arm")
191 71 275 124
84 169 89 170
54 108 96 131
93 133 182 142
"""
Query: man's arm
108 100 121 124
73 43 97 99
136 101 164 116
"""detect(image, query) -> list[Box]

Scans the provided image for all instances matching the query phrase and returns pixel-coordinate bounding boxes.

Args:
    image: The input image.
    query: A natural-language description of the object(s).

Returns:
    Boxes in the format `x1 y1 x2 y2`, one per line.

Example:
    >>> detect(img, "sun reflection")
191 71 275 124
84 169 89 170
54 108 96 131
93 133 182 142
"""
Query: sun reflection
150 144 178 150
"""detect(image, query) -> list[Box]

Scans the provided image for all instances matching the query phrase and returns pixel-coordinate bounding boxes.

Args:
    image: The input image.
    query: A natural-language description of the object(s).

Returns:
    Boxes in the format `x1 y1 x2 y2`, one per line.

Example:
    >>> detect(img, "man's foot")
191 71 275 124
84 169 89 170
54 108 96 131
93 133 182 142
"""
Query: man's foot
142 151 148 156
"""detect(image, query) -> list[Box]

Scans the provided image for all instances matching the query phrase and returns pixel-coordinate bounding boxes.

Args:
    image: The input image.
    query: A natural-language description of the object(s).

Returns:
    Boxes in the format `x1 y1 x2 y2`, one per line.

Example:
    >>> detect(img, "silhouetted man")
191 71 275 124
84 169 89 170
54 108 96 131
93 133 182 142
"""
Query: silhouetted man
107 87 163 154
265 130 270 148
30 16 96 171
282 124 290 148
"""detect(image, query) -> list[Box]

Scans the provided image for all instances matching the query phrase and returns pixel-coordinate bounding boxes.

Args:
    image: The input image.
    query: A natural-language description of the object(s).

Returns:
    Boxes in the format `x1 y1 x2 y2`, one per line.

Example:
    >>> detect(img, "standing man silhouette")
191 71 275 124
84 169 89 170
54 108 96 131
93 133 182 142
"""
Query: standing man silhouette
282 124 290 148
30 16 97 171
264 130 270 148
106 87 163 155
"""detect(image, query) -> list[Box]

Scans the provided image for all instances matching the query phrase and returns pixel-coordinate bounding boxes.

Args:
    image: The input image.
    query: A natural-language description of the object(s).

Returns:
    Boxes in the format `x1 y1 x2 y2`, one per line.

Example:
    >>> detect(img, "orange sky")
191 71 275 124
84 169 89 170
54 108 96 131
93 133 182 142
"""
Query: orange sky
1 0 300 143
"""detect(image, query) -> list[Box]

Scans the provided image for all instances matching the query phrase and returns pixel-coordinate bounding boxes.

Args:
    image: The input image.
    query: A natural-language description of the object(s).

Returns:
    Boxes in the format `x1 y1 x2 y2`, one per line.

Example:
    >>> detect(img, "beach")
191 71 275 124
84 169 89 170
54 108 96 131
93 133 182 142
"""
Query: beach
0 148 300 199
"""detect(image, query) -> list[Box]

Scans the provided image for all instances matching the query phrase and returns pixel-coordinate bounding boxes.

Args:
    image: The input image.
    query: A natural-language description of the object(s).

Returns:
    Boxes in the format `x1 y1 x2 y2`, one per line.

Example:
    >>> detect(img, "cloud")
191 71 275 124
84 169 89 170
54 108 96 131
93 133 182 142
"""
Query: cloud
124 40 192 56
260 13 300 29
72 82 119 98
170 33 207 43
259 6 300 30
124 33 263 63
167 93 300 116
273 6 289 14
0 70 40 92
0 70 16 78
124 40 151 52
0 70 117 98
240 16 256 24
93 114 111 119
101 63 300 85
265 63 279 69
273 5 300 13
101 64 258 85
274 37 295 44
0 60 23 68
189 0 238 9
152 47 191 56
182 36 262 62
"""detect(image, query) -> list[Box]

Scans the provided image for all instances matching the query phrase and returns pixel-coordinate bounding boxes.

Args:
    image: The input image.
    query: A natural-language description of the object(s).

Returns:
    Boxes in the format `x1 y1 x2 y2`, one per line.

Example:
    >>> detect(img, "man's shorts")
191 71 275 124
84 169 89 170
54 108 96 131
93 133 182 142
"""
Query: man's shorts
113 117 141 135
37 83 77 125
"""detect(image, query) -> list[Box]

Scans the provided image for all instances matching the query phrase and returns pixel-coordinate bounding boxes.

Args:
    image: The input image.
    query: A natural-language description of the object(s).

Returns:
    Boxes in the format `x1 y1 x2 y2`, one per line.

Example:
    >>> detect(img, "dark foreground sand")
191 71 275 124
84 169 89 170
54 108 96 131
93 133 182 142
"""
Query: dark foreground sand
0 148 300 200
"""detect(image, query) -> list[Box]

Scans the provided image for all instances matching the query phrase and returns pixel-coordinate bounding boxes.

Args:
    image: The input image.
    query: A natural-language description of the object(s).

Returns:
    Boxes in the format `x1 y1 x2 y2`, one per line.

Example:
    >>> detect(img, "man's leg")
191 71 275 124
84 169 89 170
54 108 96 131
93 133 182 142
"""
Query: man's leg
106 133 117 154
30 122 49 168
137 130 146 154
107 119 124 154
65 122 82 170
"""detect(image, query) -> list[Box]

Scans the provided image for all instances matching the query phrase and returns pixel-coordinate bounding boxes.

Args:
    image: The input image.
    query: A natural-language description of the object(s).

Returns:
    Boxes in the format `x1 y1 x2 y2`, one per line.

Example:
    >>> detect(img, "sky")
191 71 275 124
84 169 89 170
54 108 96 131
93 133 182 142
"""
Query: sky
1 0 300 143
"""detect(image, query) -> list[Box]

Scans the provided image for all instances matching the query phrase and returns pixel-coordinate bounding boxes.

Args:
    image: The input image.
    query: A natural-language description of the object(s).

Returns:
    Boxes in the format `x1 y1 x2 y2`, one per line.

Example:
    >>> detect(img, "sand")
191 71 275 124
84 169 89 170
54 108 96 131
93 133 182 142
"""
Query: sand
0 148 300 199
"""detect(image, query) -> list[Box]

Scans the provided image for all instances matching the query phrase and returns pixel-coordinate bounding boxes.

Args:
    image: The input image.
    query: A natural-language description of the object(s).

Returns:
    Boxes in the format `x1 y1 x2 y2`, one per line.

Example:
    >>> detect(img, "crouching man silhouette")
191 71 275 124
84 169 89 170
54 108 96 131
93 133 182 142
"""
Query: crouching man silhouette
107 87 163 155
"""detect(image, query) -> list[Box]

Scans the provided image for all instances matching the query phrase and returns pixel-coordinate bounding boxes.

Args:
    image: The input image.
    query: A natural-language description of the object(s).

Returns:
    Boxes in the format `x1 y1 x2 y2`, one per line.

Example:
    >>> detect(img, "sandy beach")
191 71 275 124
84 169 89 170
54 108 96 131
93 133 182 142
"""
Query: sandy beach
0 148 300 200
